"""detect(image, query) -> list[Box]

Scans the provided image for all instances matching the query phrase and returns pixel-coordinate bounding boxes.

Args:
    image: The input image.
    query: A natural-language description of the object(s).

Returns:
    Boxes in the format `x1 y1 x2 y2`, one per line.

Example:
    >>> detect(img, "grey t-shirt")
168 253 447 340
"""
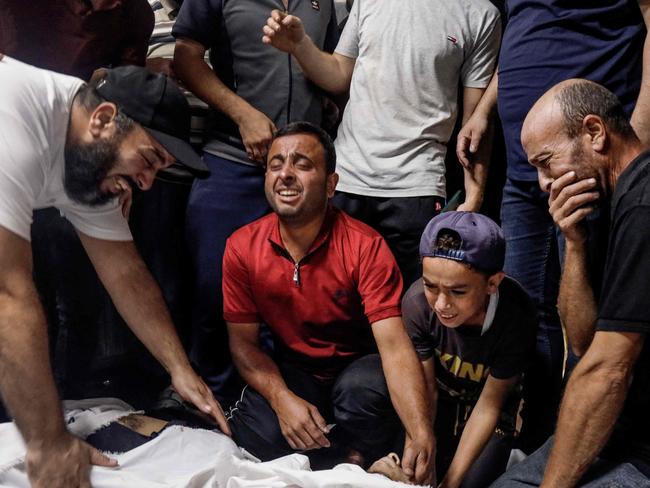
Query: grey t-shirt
173 0 339 165
334 0 501 197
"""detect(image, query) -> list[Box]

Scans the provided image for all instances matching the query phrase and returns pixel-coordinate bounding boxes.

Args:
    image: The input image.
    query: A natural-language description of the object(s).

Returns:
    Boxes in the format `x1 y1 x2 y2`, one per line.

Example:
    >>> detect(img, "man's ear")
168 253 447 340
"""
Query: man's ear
486 271 505 294
582 114 607 152
326 172 339 198
88 102 118 138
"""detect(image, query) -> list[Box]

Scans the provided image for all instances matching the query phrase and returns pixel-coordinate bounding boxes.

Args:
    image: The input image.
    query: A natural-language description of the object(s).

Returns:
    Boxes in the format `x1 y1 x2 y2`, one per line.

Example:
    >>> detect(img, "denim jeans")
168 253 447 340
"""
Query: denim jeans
500 178 565 453
185 153 270 403
491 437 650 487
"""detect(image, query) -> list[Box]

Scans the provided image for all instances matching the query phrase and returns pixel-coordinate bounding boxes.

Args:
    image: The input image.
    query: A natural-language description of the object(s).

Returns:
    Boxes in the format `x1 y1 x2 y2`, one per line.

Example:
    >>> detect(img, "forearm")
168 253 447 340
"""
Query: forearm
0 285 66 444
111 267 189 374
173 40 258 125
541 360 631 487
558 240 597 356
80 236 190 375
230 341 292 409
383 340 433 439
292 37 352 94
441 406 500 488
460 85 494 210
462 159 490 211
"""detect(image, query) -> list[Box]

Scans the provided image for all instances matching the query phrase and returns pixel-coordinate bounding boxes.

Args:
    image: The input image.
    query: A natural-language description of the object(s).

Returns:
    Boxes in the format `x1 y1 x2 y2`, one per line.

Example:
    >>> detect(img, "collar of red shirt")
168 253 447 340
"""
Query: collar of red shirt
267 206 337 260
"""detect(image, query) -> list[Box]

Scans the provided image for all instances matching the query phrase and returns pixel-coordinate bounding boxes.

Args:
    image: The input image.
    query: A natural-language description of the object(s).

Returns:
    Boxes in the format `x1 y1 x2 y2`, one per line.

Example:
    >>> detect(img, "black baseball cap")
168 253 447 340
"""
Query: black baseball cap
95 65 209 179
419 211 505 274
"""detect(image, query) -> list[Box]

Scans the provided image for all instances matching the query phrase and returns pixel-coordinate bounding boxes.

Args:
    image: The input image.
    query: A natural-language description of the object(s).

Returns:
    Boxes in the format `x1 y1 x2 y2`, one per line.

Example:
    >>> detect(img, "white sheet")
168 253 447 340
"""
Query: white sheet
0 399 428 488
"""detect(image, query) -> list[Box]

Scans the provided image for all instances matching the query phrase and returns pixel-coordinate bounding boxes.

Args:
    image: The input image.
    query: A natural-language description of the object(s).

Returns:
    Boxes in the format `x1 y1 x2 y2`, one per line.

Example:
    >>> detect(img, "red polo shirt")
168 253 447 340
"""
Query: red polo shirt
223 207 403 380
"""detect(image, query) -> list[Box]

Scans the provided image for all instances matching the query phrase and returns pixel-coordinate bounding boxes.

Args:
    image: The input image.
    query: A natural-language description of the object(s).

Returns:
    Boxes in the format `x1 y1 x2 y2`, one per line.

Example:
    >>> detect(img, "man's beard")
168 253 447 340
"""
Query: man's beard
64 135 122 206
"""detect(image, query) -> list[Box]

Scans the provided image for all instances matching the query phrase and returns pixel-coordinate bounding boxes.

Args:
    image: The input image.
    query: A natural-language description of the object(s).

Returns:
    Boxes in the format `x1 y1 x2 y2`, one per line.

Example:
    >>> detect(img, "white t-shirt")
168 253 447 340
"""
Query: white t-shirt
0 56 132 241
334 0 501 198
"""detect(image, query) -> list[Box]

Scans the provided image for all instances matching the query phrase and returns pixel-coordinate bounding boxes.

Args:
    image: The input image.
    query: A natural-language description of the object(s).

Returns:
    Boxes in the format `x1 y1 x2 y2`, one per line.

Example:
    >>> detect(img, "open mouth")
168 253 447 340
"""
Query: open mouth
102 175 134 196
436 312 457 321
276 187 302 203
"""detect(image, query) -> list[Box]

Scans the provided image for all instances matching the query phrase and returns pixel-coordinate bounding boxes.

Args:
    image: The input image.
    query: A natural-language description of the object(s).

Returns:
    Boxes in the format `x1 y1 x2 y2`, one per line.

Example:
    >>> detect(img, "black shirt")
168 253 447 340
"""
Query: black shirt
597 149 650 464
403 277 537 417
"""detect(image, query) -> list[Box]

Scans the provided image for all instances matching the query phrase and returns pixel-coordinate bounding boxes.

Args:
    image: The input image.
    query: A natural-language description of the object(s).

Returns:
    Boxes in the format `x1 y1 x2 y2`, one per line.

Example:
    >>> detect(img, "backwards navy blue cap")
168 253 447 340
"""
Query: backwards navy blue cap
419 211 505 273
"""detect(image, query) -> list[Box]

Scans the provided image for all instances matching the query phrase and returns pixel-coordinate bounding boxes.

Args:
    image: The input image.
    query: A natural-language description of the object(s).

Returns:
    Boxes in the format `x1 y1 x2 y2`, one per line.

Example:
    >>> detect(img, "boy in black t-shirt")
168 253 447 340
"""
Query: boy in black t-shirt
373 212 536 487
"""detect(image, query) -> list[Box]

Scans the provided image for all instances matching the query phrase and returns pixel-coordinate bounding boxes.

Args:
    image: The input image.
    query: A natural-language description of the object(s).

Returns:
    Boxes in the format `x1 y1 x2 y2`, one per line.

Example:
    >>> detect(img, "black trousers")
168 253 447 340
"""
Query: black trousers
331 192 444 287
228 354 401 466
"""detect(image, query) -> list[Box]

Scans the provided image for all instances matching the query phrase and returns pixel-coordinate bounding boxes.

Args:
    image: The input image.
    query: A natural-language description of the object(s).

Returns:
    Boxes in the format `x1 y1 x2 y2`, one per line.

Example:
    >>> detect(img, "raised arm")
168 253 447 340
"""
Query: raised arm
77 231 230 434
440 375 519 488
227 321 331 451
262 10 355 94
0 226 116 488
173 37 276 163
547 172 600 356
372 316 436 485
458 85 491 212
630 0 650 145
456 69 499 168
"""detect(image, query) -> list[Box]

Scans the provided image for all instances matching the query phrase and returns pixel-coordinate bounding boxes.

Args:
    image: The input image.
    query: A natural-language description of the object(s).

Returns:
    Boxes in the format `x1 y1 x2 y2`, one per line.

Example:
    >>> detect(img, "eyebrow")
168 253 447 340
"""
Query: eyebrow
268 151 314 165
422 277 468 288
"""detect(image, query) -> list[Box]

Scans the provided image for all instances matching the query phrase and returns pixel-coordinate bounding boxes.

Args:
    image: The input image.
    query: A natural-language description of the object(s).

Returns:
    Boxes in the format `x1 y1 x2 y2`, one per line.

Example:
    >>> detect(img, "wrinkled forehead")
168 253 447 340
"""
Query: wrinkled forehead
522 99 565 154
269 133 324 160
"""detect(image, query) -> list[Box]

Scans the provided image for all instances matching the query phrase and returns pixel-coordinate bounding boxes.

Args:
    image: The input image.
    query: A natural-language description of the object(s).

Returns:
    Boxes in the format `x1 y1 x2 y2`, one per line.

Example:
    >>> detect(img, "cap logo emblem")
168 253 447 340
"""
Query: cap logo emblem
311 0 320 10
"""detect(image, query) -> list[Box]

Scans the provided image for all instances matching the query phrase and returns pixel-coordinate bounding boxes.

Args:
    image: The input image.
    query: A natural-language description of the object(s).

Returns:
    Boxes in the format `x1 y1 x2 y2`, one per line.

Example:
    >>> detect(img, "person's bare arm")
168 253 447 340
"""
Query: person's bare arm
77 232 230 434
541 331 644 487
456 71 498 168
548 172 600 356
458 86 491 212
372 316 435 485
0 226 116 488
173 37 276 163
440 375 518 488
262 10 355 94
631 0 650 146
421 357 438 427
227 321 331 450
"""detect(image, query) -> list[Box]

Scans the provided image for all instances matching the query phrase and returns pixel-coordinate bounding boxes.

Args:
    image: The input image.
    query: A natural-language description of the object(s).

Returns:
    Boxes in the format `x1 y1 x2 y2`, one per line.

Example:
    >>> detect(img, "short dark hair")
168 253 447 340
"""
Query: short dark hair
74 82 135 134
75 83 106 111
432 229 490 277
273 122 337 173
555 80 636 139
434 229 462 253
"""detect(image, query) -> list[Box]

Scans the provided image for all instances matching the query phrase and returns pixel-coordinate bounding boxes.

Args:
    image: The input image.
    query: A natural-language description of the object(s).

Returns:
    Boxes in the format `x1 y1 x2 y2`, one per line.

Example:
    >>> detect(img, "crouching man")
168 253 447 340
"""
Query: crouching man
222 122 435 485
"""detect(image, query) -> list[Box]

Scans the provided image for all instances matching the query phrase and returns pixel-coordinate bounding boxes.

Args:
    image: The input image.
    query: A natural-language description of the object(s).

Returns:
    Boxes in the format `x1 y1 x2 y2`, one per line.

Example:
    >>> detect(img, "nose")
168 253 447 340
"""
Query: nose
136 169 156 191
278 162 296 181
537 169 553 193
436 293 451 311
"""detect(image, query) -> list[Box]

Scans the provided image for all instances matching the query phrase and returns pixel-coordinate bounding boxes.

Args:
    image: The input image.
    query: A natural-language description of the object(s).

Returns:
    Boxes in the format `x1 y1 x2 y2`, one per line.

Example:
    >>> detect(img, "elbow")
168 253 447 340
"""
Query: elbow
569 341 590 359
172 41 204 84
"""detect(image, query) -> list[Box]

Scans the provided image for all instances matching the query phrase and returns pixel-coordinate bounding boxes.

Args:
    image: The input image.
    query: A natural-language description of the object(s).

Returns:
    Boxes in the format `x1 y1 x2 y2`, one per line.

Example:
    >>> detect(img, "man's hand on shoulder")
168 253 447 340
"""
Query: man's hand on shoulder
271 389 331 451
402 431 436 486
548 171 599 243
262 10 307 54
26 431 117 488
171 366 231 436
